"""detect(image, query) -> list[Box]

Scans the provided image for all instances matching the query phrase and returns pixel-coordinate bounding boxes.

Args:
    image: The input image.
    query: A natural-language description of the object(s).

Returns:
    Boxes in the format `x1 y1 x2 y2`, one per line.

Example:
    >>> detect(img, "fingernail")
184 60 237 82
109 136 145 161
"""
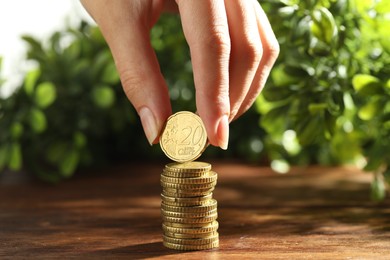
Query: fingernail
139 107 158 146
217 115 229 150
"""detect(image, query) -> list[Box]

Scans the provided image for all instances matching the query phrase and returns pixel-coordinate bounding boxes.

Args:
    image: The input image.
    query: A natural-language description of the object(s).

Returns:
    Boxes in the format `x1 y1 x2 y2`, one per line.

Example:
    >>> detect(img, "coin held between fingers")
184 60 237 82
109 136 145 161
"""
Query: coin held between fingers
160 111 208 162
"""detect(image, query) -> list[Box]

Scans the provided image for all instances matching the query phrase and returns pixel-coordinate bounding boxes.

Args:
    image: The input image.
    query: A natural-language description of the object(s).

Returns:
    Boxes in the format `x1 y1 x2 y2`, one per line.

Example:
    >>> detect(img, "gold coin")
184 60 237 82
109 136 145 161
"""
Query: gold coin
161 199 217 213
162 221 219 234
161 171 217 184
162 187 214 197
161 193 212 206
164 161 211 177
160 180 217 190
160 111 207 163
162 212 218 224
162 190 213 198
163 233 219 245
163 221 209 228
163 169 208 178
161 208 217 218
161 200 210 207
164 231 218 239
163 240 219 251
161 193 212 202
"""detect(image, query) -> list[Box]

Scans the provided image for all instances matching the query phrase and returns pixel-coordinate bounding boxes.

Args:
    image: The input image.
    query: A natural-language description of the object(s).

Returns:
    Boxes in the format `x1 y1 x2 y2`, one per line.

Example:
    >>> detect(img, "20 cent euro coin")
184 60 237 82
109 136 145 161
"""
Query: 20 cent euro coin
160 111 207 162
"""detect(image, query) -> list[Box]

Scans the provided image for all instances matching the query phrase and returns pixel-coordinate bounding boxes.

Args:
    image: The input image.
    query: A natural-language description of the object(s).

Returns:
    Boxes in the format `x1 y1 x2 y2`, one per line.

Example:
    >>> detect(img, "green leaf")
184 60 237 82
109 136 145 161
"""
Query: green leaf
0 145 9 171
64 41 81 61
371 175 386 201
310 7 337 44
278 5 298 18
284 63 311 77
351 0 374 13
293 16 311 39
383 113 390 130
73 132 87 148
60 150 80 177
375 0 390 14
10 122 24 140
92 50 112 78
90 27 105 43
378 20 390 52
71 59 90 77
102 62 120 84
91 85 115 108
34 82 57 108
316 0 332 8
46 142 68 164
308 103 327 114
330 132 361 163
326 111 338 135
282 130 301 155
385 79 390 90
262 88 292 102
8 143 22 171
343 92 355 111
21 36 44 54
271 65 300 87
29 108 47 133
327 92 343 116
261 105 289 137
364 140 384 171
358 99 381 121
384 121 390 130
24 69 41 96
296 115 323 146
309 37 331 56
271 159 290 174
352 74 383 96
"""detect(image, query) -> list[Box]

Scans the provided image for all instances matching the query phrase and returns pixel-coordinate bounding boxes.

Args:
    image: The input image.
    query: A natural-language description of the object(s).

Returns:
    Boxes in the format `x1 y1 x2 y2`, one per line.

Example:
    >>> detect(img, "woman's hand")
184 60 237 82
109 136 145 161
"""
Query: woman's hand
81 0 279 149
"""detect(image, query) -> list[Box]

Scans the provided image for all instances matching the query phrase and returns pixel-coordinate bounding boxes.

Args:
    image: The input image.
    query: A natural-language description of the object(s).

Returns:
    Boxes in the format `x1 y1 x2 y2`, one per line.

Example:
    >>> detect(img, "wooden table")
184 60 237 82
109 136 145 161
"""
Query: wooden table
1 161 389 259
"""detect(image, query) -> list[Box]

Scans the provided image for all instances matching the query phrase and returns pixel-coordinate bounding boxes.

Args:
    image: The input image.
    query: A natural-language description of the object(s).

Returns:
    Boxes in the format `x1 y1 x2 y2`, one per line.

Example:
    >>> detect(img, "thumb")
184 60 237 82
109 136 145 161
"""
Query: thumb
82 1 172 145
114 27 172 145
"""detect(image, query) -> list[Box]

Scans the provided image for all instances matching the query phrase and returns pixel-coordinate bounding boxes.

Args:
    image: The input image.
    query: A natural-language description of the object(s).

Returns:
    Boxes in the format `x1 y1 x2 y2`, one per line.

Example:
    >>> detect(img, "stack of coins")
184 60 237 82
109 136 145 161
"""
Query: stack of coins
160 161 219 250
160 111 219 250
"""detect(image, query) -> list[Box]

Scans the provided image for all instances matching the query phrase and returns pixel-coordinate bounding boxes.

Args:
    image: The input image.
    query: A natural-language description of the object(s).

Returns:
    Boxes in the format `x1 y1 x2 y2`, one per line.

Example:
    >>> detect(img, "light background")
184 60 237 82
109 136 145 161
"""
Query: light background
0 0 94 96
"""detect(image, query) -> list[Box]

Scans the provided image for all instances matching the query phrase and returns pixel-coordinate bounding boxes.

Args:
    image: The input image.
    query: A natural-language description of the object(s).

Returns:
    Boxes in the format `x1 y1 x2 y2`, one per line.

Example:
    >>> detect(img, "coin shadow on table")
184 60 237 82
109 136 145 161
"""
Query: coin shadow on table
89 241 194 259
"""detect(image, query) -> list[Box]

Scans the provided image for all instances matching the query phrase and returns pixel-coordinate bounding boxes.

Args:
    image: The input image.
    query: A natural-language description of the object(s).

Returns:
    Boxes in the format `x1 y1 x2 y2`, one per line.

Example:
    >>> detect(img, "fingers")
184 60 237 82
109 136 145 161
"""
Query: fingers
81 0 279 150
81 0 171 145
234 0 280 119
177 0 278 149
224 0 262 122
176 0 231 150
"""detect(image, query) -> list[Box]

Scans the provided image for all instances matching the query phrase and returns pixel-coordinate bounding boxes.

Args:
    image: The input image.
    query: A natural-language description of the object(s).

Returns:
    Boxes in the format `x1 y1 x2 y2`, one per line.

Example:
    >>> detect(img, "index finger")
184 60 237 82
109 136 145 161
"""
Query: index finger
176 0 231 150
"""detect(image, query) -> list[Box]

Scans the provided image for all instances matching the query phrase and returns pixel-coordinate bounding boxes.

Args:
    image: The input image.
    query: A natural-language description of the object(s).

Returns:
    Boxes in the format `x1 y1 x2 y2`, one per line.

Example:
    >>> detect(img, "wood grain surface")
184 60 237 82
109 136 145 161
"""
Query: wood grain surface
1 161 389 259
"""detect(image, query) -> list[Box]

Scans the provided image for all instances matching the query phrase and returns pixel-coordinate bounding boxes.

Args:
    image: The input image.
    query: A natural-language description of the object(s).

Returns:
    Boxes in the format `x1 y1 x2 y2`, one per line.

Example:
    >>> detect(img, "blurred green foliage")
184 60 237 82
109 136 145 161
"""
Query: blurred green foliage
260 0 389 199
0 0 389 199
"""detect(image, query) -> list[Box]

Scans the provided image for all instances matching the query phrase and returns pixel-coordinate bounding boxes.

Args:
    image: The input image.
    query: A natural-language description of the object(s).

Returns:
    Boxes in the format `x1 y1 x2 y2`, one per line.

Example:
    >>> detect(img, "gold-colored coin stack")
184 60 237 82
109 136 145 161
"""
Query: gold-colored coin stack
160 111 219 250
160 161 219 250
